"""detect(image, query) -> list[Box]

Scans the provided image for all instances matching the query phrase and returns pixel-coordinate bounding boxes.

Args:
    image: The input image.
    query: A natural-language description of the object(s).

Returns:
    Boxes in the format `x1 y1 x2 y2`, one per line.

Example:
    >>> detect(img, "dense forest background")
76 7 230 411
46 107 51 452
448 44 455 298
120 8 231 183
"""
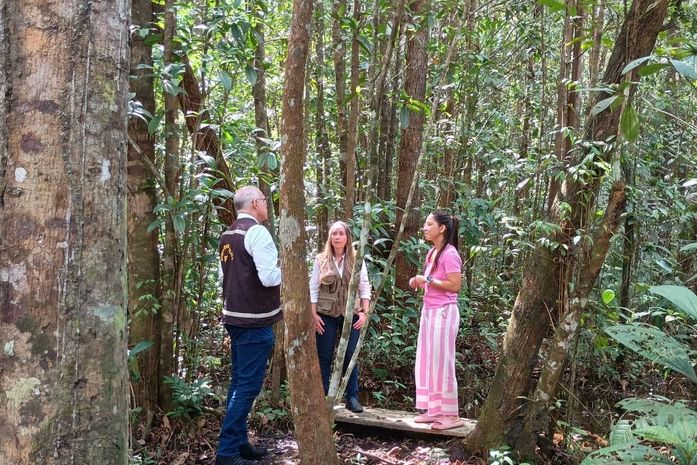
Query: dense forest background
1 0 696 463
124 0 697 461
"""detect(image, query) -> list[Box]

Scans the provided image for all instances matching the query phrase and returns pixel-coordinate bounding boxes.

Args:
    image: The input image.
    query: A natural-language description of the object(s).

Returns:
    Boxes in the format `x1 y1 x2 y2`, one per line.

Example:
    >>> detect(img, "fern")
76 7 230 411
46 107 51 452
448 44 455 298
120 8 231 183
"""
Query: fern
604 324 697 383
582 284 697 465
582 442 674 465
583 398 697 465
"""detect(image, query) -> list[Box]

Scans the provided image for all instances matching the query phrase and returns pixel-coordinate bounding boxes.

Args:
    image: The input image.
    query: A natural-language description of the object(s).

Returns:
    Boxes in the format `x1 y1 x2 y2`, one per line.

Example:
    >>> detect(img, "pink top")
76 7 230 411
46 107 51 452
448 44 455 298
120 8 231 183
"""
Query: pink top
423 244 462 308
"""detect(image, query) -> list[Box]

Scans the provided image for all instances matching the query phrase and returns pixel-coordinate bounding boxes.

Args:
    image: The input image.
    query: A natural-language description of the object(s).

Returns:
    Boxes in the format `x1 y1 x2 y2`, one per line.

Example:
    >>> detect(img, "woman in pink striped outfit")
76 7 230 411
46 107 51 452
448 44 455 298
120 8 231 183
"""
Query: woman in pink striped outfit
408 210 464 430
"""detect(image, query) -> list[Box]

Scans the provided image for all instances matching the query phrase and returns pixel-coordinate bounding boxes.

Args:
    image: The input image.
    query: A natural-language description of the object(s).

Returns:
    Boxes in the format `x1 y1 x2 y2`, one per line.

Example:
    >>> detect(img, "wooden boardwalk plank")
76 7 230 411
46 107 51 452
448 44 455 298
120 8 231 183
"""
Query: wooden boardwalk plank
333 406 476 438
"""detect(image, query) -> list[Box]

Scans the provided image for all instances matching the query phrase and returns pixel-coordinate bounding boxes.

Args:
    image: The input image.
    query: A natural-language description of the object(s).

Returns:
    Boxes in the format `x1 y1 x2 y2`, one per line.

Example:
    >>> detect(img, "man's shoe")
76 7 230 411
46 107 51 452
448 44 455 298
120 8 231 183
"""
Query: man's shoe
345 396 363 413
215 455 256 465
240 443 268 460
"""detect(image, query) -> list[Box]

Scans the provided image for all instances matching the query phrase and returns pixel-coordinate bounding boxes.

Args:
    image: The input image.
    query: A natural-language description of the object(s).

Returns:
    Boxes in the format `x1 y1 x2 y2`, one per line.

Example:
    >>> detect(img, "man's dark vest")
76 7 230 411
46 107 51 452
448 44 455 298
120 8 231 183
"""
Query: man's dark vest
219 217 281 327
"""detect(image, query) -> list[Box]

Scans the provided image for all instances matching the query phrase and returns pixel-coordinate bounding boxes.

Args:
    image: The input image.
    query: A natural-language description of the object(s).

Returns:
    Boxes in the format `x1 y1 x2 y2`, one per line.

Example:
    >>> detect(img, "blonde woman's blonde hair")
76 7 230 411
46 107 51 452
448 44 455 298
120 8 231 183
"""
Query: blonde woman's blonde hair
321 221 355 274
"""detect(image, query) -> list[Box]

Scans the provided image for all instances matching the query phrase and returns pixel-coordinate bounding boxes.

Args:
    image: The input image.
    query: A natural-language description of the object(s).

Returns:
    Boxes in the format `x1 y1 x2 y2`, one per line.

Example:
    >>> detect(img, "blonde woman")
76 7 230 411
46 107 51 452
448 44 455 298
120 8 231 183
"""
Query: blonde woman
309 221 371 413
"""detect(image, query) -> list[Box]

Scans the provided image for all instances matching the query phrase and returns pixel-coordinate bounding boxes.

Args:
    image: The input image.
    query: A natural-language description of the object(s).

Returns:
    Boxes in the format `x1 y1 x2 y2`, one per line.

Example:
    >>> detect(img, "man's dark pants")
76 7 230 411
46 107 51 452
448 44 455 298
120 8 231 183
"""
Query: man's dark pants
316 313 360 398
217 325 274 460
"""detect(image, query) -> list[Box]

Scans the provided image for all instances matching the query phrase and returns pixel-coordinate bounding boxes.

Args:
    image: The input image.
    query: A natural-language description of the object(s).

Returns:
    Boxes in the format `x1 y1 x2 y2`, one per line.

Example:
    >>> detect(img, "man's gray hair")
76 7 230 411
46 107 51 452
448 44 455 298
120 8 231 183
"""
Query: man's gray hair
234 186 261 211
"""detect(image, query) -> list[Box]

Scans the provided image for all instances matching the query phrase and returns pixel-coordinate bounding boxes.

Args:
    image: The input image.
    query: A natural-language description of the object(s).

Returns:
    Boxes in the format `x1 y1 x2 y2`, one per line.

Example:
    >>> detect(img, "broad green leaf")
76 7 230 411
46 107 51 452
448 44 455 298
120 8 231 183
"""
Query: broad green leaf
400 106 410 129
649 285 697 320
679 243 697 253
591 95 620 116
605 324 697 383
602 289 616 305
357 35 372 54
129 340 154 359
618 398 697 443
211 188 234 199
609 419 634 445
581 442 673 465
539 0 565 12
620 104 640 142
639 62 669 76
147 113 163 135
173 215 185 235
266 153 278 170
622 56 653 75
245 65 258 86
146 219 162 234
670 59 697 80
219 69 233 92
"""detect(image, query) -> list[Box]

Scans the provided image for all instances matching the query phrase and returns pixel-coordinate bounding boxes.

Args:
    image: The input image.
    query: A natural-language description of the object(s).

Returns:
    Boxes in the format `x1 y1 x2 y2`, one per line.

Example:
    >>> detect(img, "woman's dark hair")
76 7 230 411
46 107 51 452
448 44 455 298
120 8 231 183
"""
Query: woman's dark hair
429 210 460 271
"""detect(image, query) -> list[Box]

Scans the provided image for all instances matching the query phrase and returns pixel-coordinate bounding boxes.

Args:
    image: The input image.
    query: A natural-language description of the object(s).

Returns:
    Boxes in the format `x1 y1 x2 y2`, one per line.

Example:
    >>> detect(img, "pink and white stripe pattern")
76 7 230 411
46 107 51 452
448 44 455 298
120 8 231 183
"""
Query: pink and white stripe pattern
415 303 460 416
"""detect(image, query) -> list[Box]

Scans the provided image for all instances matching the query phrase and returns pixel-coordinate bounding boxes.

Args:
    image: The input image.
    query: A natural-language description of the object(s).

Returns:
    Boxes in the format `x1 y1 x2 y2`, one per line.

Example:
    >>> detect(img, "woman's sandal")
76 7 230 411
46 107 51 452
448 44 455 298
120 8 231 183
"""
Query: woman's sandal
413 413 440 424
430 416 465 430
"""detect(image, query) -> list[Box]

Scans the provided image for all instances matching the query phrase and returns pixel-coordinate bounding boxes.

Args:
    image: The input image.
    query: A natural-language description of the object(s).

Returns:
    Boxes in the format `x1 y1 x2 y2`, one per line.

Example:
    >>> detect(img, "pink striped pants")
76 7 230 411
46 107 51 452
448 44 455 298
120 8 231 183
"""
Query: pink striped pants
415 303 460 416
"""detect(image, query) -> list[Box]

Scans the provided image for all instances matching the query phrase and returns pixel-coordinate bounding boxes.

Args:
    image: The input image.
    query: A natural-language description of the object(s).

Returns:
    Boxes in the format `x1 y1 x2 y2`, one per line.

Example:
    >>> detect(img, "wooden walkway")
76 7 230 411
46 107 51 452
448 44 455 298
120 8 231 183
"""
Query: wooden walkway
333 405 476 438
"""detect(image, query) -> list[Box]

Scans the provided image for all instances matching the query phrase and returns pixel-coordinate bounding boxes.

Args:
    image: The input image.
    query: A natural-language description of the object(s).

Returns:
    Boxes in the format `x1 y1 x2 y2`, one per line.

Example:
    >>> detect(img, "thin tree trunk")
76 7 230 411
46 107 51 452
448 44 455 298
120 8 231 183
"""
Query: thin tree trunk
279 0 339 462
315 4 331 247
467 0 670 451
437 94 458 207
0 1 130 462
587 0 606 96
382 33 404 202
547 1 574 212
344 0 361 219
620 154 637 308
333 0 348 204
159 0 180 410
128 0 162 425
367 0 405 200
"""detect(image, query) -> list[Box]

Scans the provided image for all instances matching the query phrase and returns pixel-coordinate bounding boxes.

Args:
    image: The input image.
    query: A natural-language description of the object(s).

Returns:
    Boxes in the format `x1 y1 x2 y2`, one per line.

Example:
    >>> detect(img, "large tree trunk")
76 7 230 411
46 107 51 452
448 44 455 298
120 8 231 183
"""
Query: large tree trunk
395 0 429 291
128 0 163 426
467 0 670 451
279 0 340 463
0 1 130 463
179 56 236 225
515 182 627 458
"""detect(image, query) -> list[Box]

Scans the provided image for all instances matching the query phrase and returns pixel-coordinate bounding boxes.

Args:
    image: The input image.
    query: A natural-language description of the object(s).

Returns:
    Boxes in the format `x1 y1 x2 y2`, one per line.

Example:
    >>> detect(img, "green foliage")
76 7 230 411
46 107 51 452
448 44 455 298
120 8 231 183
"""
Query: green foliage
489 447 531 465
249 381 293 431
128 340 154 383
604 324 696 382
583 285 697 465
583 399 697 465
162 375 215 419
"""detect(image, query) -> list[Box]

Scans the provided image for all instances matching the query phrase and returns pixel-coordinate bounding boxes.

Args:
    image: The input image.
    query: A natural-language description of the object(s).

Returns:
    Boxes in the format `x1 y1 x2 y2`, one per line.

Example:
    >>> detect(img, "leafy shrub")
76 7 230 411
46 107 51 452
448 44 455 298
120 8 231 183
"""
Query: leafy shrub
162 375 215 419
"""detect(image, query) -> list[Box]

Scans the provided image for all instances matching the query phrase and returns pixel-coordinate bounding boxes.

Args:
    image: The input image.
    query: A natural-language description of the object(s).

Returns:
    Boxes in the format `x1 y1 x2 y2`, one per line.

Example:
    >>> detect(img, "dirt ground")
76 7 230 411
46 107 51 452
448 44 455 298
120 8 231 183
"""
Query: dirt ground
135 413 484 465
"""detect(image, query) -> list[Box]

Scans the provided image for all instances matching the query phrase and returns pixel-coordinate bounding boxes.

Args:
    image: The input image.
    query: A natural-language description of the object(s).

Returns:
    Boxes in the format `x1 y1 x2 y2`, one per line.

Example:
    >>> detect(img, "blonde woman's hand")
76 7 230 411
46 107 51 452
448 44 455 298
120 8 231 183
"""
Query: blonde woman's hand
353 312 366 330
312 312 325 334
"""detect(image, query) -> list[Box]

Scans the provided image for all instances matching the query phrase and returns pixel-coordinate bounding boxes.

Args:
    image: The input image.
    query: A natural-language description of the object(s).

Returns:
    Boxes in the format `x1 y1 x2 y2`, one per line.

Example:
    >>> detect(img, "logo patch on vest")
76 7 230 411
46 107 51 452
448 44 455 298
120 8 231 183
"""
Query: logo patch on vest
220 244 234 263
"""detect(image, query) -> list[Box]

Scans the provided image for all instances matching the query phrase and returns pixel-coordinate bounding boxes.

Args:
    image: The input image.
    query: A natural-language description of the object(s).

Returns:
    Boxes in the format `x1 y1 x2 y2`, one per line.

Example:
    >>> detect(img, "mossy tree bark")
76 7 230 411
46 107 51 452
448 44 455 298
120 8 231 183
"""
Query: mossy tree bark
0 0 130 463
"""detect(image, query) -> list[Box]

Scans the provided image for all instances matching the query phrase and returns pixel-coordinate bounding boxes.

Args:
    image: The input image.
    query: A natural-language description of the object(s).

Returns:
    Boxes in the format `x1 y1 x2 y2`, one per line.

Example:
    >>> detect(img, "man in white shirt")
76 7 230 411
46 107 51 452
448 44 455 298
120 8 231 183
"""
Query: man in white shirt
216 186 281 465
